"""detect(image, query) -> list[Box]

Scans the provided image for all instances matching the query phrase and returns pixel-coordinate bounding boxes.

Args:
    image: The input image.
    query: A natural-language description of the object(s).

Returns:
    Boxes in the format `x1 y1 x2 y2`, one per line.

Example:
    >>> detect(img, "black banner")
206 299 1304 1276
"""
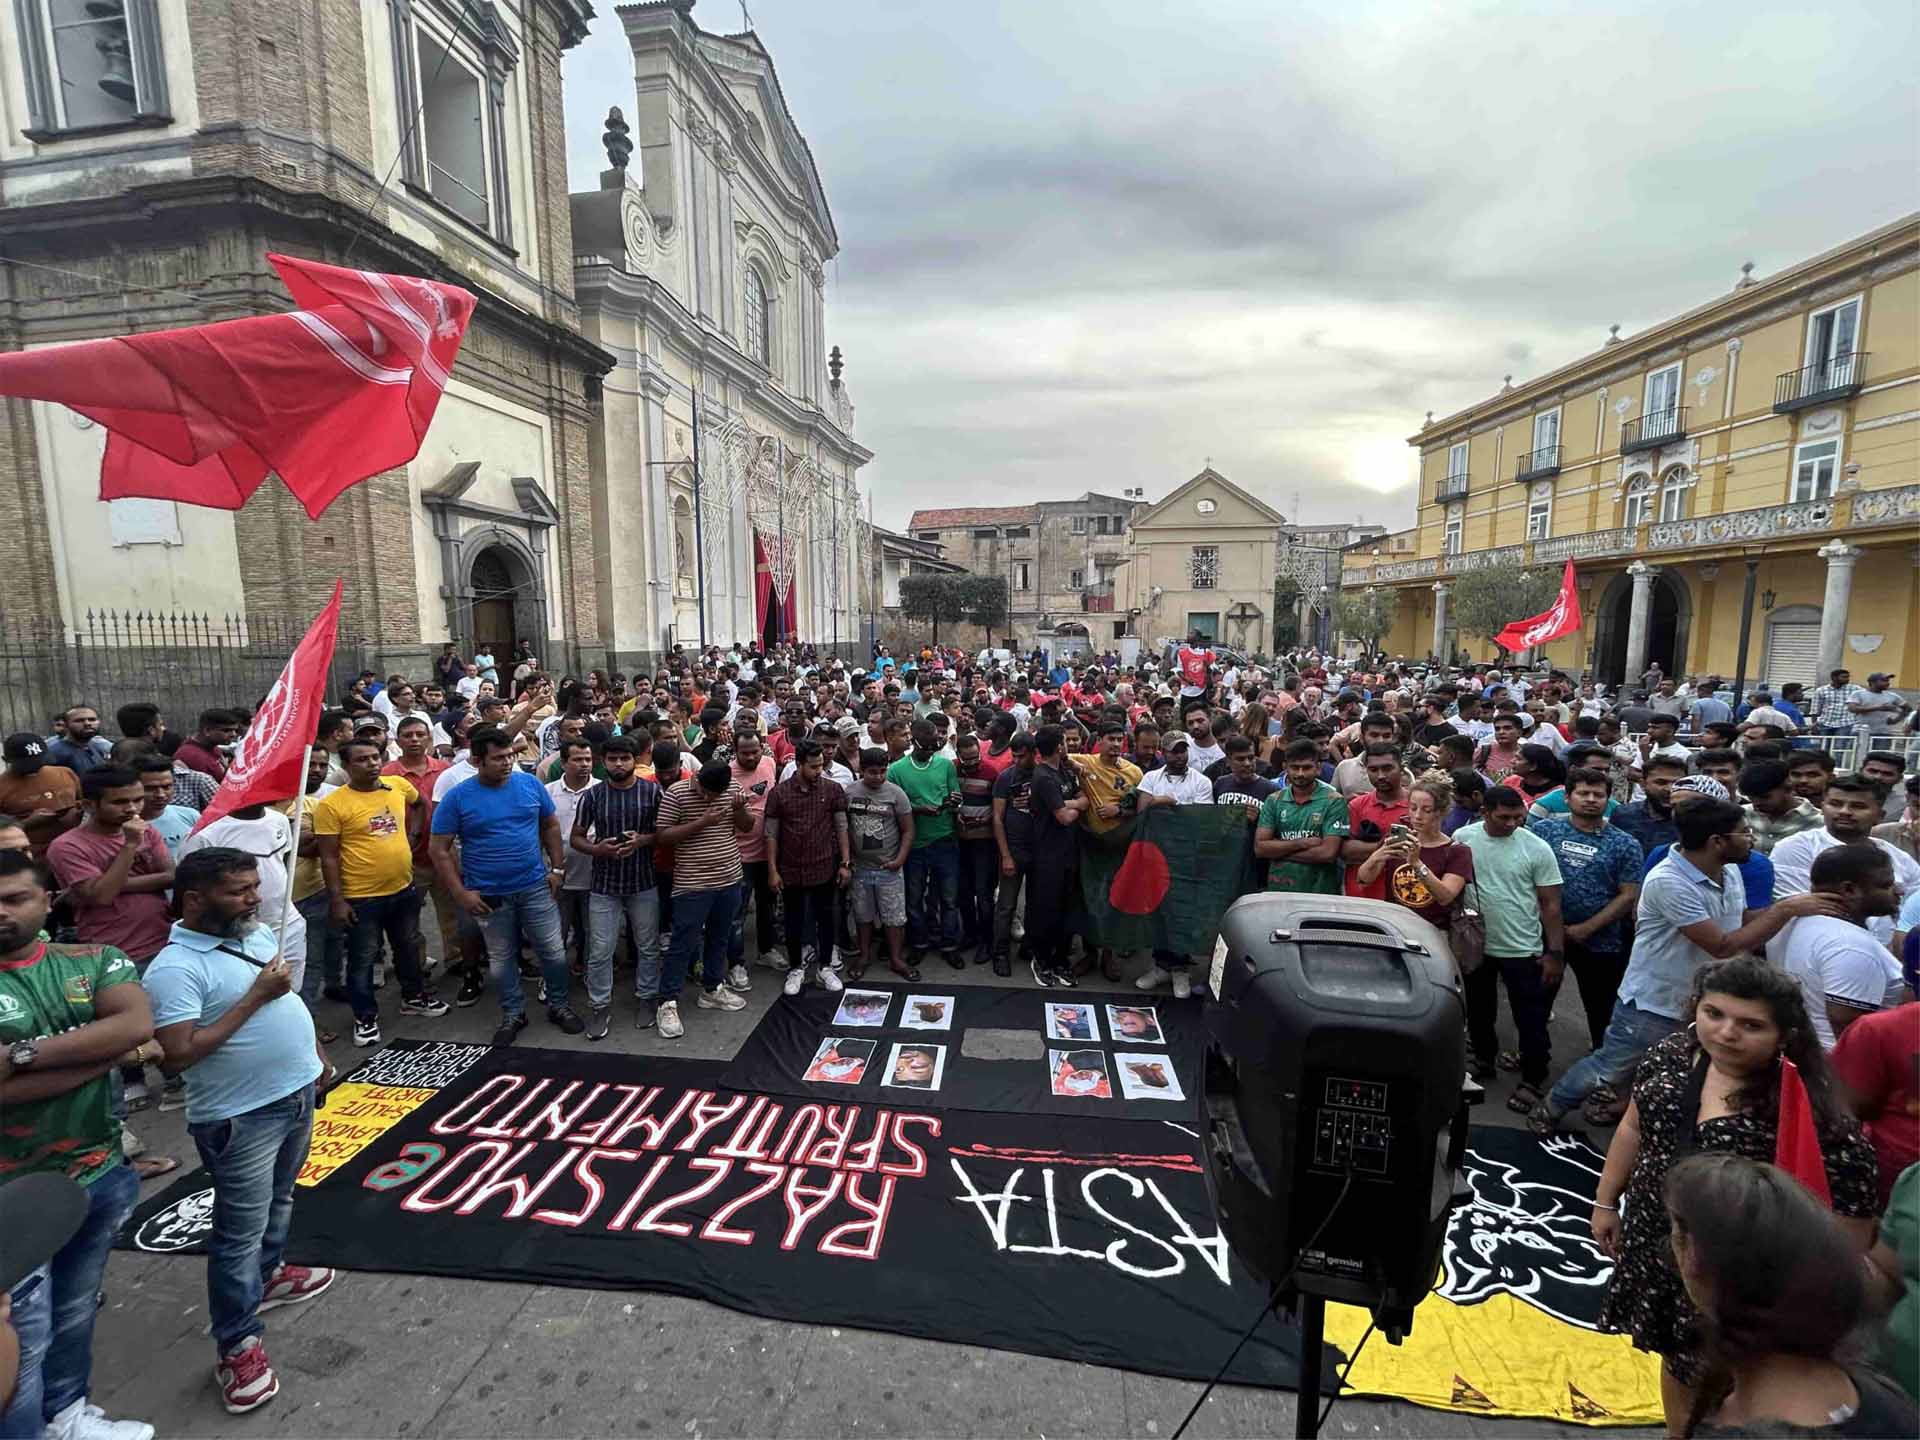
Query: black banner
122 1041 1336 1391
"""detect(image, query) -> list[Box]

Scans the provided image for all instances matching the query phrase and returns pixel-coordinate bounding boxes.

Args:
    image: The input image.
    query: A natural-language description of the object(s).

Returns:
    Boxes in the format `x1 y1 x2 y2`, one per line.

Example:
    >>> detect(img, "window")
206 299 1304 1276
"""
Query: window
1187 612 1219 642
1442 513 1463 555
1004 526 1031 538
15 0 171 137
916 531 940 542
1013 562 1031 592
1643 363 1683 440
1195 498 1217 515
1071 515 1086 534
418 31 490 228
1531 408 1561 456
1623 476 1655 528
1069 569 1084 589
392 2 518 248
1804 297 1861 381
1526 489 1551 540
1792 439 1840 502
1190 546 1219 589
1092 515 1109 535
1658 468 1690 523
742 264 771 365
1446 441 1468 480
972 528 998 540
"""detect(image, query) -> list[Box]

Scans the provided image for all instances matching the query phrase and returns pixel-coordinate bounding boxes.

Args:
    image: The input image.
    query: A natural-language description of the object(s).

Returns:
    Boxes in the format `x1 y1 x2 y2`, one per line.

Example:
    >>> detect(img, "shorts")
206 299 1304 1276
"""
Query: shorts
849 867 906 927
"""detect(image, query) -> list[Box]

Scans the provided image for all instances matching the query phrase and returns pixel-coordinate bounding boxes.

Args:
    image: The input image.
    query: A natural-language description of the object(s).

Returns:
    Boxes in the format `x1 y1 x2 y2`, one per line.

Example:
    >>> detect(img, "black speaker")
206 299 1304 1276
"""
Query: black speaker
1203 895 1468 1342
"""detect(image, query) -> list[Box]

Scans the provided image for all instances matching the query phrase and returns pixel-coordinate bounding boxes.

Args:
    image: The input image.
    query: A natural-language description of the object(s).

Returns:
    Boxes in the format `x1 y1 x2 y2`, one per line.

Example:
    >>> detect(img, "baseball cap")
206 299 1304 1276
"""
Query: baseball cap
833 715 862 737
1868 673 1894 683
1161 730 1192 751
0 1171 87 1291
1671 774 1729 802
3 733 49 770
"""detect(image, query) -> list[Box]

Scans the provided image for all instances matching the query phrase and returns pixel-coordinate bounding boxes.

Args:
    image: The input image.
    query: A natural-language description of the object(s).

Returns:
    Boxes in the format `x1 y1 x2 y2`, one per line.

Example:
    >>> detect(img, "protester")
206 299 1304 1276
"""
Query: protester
1773 775 1920 949
1528 767 1644 1053
1830 1000 1920 1208
651 760 753 1038
1738 758 1823 856
1766 844 1908 1050
890 719 962 967
0 735 81 857
568 735 661 1036
1256 738 1350 895
764 740 851 996
172 711 239 783
844 746 914 982
953 731 1008 965
1613 754 1688 858
1353 771 1473 928
1023 726 1089 989
544 738 599 980
727 730 778 988
1342 742 1411 900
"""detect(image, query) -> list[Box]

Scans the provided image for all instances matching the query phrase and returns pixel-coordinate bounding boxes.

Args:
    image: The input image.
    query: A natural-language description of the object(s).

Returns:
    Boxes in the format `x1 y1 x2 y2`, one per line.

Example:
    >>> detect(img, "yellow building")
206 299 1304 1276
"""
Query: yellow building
1345 214 1918 689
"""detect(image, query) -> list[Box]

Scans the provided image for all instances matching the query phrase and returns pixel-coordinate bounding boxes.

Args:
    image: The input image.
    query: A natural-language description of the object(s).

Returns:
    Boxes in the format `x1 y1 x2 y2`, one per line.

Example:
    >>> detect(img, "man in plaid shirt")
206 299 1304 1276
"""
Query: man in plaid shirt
1810 667 1868 735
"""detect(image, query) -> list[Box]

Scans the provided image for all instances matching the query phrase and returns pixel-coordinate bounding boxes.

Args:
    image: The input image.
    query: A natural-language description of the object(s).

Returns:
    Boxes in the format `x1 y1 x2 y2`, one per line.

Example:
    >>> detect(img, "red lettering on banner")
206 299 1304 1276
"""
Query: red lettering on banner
531 1146 641 1228
473 1078 552 1138
803 1105 858 1168
883 1115 939 1178
779 1167 844 1250
710 1095 781 1161
517 1081 608 1141
606 1154 675 1230
769 1103 823 1162
568 1085 651 1146
675 1091 747 1151
632 1156 733 1236
401 1139 510 1212
818 1172 897 1260
699 1161 787 1245
430 1074 522 1136
607 1088 695 1151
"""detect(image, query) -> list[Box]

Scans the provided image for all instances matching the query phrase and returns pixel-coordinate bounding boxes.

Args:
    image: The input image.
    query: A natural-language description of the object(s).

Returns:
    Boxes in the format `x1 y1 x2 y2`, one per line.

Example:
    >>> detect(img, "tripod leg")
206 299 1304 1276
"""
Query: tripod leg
1295 1293 1325 1439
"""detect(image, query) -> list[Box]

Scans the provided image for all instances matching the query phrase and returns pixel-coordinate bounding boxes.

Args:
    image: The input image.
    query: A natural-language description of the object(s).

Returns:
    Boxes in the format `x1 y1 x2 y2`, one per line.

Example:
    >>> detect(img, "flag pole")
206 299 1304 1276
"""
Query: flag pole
276 742 314 965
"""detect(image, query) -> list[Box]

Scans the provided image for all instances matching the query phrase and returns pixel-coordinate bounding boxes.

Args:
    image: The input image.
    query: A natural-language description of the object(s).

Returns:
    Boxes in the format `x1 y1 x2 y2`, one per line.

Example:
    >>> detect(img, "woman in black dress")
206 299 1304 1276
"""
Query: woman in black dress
1591 957 1880 1437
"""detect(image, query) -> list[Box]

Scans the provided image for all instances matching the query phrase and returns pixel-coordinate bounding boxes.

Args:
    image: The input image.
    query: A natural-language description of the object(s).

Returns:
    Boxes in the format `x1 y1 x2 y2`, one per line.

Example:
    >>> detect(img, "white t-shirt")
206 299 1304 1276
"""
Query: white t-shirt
433 757 479 802
1767 915 1907 1049
1771 830 1920 948
177 811 305 970
1185 741 1226 772
545 777 598 889
1137 767 1215 805
456 676 482 701
781 758 854 786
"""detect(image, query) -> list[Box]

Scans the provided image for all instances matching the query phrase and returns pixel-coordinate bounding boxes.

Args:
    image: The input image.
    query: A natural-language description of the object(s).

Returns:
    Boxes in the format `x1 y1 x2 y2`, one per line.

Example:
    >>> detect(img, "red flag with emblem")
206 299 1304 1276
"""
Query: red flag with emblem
189 581 342 835
1773 1056 1833 1207
1493 559 1583 653
0 255 474 520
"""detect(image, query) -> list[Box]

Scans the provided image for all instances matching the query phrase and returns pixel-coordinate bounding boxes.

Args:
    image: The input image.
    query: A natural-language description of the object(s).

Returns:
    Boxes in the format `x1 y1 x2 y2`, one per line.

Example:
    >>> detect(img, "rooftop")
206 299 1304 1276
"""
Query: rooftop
907 505 1041 530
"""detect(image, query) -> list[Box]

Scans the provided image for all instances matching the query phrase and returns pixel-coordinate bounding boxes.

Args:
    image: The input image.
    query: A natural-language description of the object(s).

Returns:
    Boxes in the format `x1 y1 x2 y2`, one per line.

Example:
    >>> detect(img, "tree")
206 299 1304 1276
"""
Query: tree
1334 589 1397 651
958 575 1010 642
1449 564 1563 655
898 573 968 644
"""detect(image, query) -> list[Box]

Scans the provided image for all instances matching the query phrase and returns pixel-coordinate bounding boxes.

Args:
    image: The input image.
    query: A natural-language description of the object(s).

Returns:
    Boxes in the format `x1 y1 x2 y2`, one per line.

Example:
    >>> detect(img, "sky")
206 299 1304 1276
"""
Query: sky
561 0 1918 533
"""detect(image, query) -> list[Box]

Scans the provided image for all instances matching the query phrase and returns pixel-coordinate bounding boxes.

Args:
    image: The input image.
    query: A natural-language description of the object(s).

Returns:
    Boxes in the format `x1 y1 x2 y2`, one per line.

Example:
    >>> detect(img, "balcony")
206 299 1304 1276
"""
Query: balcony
1774 352 1867 413
1514 444 1562 483
1620 407 1687 455
1081 583 1115 613
1435 472 1469 502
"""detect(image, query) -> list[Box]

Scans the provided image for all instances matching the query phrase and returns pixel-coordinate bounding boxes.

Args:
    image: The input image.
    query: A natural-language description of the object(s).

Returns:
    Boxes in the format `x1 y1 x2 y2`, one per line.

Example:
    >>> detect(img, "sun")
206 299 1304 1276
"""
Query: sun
1351 434 1416 495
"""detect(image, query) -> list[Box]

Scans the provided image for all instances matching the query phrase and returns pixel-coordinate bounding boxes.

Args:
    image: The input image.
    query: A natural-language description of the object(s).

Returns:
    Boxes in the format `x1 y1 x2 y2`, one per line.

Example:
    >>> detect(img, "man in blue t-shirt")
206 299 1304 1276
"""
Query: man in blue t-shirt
144 847 333 1416
429 727 579 1046
1527 767 1644 1052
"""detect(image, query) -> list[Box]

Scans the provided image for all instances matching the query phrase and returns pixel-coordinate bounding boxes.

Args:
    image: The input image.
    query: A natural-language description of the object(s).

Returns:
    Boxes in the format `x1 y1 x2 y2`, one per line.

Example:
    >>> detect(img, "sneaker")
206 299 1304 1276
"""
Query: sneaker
123 1080 151 1112
1100 949 1123 983
783 966 808 997
44 1398 155 1440
548 1005 586 1036
634 997 659 1030
656 999 684 1039
726 964 753 993
1051 966 1079 989
816 966 844 994
697 985 747 1012
1030 955 1058 988
992 952 1012 978
1170 969 1193 1001
258 1264 336 1312
399 992 449 1017
352 1018 381 1048
536 978 549 1005
1135 965 1172 992
942 948 965 970
586 1006 611 1042
120 1124 145 1160
454 971 485 1007
491 1013 528 1047
157 1080 187 1113
517 957 539 978
215 1336 280 1415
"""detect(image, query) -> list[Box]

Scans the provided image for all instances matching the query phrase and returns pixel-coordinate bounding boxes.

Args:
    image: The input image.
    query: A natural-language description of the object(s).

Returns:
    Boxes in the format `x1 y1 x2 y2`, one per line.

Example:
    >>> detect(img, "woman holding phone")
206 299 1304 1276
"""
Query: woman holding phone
1354 771 1475 930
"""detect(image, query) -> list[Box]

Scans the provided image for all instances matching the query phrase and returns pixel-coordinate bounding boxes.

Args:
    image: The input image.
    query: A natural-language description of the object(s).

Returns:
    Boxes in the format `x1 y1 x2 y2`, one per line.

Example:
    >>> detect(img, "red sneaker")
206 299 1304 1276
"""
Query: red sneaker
259 1264 336 1312
216 1336 280 1414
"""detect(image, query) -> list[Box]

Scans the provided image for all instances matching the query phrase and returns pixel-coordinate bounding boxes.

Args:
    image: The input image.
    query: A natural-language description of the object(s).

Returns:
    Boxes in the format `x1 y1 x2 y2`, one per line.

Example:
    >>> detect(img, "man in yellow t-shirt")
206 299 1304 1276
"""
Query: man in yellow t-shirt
1069 724 1144 837
311 737 446 1046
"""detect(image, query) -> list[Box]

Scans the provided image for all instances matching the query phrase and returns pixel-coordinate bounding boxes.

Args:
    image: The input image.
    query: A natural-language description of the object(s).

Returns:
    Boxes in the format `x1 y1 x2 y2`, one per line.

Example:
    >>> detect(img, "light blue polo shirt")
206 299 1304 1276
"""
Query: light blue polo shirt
142 921 321 1124
1618 850 1747 1021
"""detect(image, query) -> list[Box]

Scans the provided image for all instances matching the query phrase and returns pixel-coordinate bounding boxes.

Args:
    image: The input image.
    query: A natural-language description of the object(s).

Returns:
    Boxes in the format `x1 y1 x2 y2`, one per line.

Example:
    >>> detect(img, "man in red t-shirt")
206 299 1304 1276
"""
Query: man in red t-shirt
172 708 240 782
1341 742 1411 899
383 715 454 965
1176 634 1214 700
1829 1000 1919 1208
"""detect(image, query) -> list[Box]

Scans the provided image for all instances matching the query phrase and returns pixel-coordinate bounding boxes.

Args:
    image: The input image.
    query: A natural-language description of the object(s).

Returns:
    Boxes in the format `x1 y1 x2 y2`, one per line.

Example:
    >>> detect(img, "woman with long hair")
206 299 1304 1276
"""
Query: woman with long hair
1353 771 1474 929
1592 957 1882 1436
1664 1152 1915 1435
1237 702 1273 766
1503 742 1566 801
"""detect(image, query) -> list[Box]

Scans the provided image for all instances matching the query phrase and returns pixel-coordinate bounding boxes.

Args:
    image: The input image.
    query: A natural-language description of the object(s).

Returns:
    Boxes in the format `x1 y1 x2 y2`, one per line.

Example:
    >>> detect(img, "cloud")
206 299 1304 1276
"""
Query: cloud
561 0 1919 533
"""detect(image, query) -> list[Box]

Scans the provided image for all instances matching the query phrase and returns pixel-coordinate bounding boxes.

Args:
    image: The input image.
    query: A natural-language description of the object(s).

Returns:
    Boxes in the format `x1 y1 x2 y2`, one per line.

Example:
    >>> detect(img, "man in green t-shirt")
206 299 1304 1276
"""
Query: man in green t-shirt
1255 739 1350 894
888 720 963 964
0 850 159 1439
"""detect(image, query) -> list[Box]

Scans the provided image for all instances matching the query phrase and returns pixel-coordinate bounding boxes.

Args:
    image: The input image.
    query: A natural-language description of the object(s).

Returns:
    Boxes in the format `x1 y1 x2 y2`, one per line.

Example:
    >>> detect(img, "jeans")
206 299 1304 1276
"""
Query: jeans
555 887 592 966
731 860 779 965
589 890 660 1007
412 861 459 968
784 879 841 969
0 1162 139 1436
343 886 427 1021
662 883 741 1001
1465 953 1557 1088
188 1086 315 1355
992 861 1028 961
956 838 999 949
1546 1000 1686 1117
904 838 962 952
295 890 345 1001
1565 937 1629 1052
476 883 571 1018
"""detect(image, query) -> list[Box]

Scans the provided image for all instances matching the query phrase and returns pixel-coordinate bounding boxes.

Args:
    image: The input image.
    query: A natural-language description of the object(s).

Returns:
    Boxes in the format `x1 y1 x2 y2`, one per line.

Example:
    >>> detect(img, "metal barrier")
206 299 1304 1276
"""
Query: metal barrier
1621 731 1920 772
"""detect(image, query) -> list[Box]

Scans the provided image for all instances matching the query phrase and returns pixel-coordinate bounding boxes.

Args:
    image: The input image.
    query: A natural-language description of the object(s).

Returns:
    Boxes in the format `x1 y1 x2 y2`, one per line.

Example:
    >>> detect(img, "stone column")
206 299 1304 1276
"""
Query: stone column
1623 561 1657 682
1431 582 1450 661
1816 540 1861 679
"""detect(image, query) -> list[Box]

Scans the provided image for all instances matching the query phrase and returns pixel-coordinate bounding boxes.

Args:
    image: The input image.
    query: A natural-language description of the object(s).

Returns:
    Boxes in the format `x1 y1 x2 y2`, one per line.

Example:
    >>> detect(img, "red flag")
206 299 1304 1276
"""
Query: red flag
1773 1057 1833 1207
1492 559 1583 652
189 581 342 835
0 255 473 520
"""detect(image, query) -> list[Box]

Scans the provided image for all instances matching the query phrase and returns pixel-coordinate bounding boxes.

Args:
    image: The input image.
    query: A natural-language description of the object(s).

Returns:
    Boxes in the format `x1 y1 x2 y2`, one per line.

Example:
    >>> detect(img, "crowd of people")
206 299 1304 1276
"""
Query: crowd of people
0 631 1915 1433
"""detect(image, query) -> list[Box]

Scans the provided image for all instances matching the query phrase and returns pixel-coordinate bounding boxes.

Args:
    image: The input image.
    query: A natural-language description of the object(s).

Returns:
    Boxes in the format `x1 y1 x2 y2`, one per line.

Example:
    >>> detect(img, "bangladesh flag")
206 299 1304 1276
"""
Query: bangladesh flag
1077 804 1257 956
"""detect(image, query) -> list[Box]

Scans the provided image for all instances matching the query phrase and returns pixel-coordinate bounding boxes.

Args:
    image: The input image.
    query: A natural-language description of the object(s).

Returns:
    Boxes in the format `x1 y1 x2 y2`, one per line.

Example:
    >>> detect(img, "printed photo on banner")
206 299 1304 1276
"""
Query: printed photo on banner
1049 1048 1112 1099
1115 1052 1185 1102
900 994 954 1030
1044 1002 1098 1042
803 1036 875 1085
832 990 892 1027
882 1042 947 1091
1105 1004 1164 1045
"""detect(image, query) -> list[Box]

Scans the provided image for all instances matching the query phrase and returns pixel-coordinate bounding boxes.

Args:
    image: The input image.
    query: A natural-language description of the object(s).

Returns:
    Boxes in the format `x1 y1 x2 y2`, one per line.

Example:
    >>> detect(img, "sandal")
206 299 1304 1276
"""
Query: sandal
1506 1083 1543 1115
1524 1102 1564 1138
1496 1050 1522 1073
133 1155 180 1181
846 962 867 983
317 1028 338 1045
1583 1086 1628 1127
888 961 921 983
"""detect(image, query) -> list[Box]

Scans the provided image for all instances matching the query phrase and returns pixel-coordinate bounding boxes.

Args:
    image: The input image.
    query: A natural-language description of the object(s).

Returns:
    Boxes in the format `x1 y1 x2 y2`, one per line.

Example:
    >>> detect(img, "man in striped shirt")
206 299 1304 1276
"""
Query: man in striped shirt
569 736 661 1038
651 761 752 1039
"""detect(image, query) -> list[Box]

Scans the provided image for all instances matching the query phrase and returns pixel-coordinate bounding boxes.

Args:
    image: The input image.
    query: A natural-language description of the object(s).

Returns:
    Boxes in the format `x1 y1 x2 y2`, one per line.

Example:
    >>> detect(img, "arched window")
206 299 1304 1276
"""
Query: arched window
742 265 771 365
1622 475 1655 528
1658 466 1690 523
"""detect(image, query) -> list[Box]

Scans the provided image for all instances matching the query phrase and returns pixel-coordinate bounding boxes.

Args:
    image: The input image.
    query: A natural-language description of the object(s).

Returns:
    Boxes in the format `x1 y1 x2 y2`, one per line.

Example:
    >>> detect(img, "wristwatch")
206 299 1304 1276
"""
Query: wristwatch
9 1039 38 1070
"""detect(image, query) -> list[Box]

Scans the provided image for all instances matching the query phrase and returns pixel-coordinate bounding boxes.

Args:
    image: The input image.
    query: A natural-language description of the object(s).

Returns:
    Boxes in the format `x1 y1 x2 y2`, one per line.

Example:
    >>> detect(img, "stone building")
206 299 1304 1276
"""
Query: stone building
0 0 610 675
1113 468 1286 654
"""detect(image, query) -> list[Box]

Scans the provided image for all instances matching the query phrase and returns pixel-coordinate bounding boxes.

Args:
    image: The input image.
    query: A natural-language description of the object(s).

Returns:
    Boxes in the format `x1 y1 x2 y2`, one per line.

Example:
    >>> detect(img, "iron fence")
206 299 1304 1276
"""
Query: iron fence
0 609 369 737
